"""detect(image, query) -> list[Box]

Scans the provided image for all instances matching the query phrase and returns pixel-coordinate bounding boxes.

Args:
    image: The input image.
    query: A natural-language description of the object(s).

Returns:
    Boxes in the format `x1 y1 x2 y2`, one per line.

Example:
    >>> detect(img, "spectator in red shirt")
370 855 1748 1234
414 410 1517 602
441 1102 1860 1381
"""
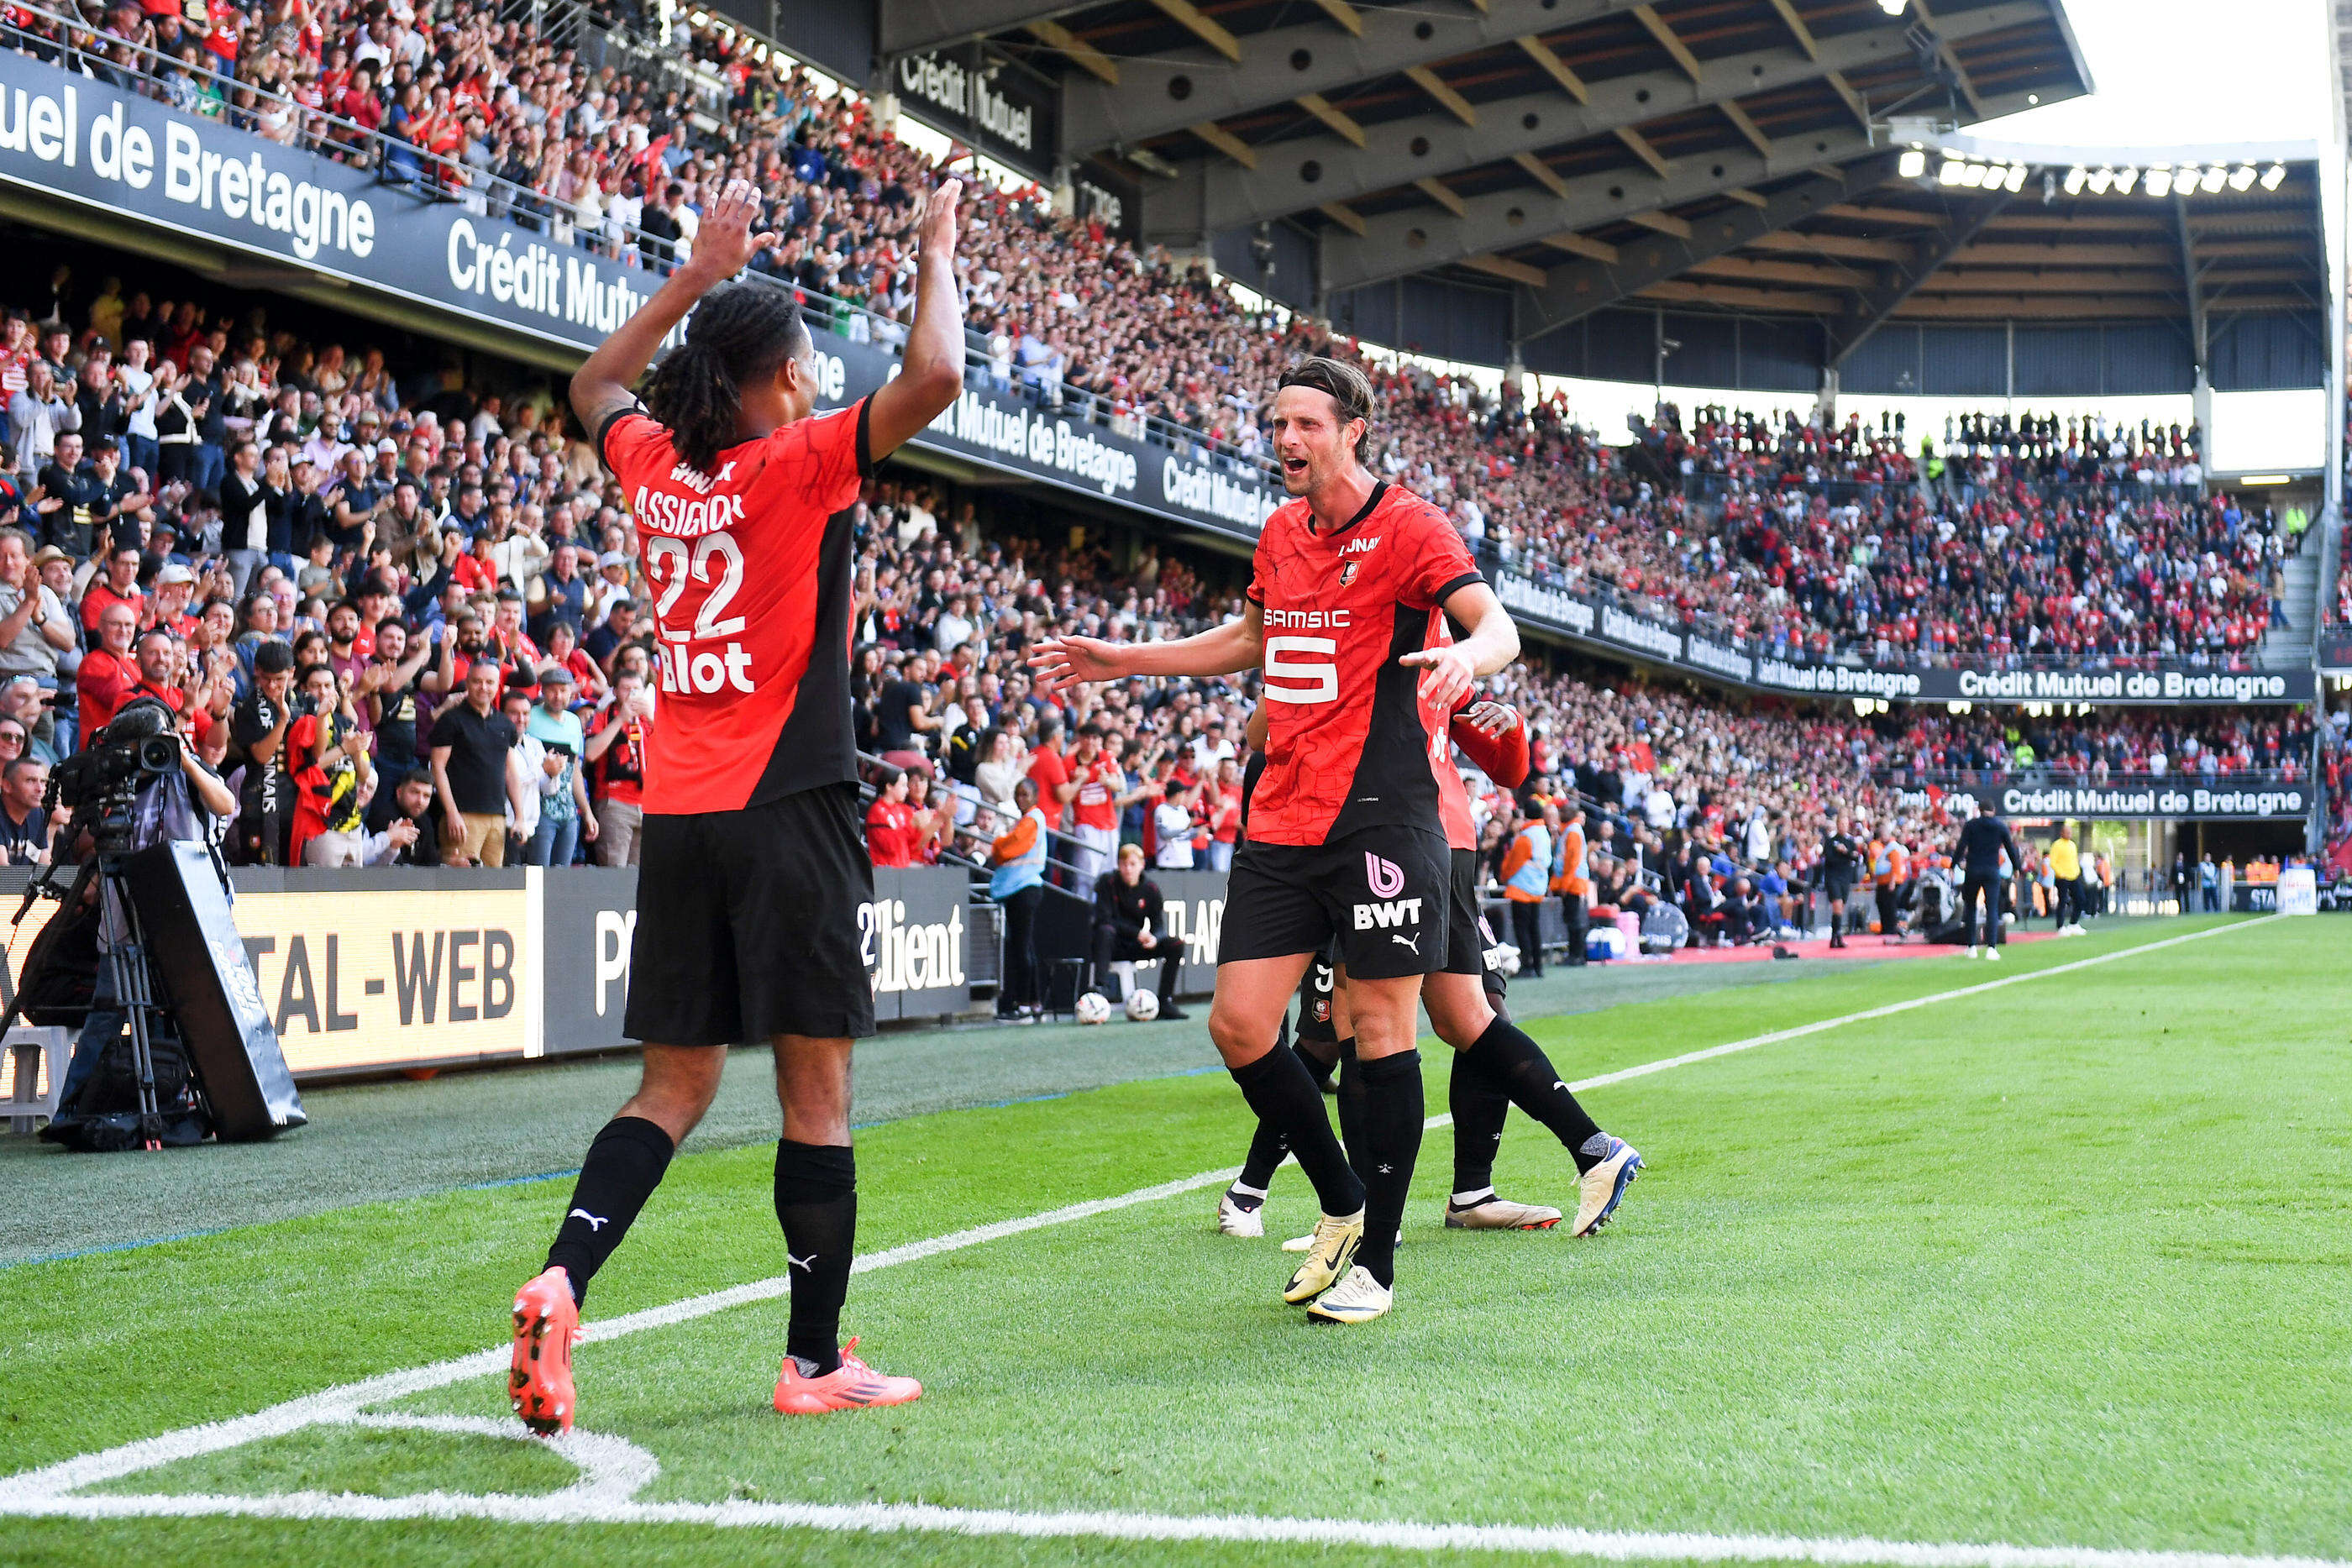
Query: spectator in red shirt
584 670 650 867
76 600 141 743
1067 722 1121 890
1025 713 1075 831
865 767 921 868
1205 758 1242 872
79 540 147 634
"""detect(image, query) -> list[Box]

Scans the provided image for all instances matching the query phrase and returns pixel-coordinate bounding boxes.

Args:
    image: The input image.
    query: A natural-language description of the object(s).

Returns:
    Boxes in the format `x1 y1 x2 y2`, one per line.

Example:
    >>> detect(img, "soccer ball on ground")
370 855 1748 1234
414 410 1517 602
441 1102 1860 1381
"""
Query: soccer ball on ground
1124 989 1161 1022
1074 992 1113 1025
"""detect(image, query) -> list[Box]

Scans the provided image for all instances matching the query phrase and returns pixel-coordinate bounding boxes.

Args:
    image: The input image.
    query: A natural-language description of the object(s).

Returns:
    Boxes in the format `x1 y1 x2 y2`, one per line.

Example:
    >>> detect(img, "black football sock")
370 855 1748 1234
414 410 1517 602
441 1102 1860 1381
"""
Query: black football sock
1462 1016 1611 1172
1229 1046 1364 1218
774 1140 858 1377
1236 1110 1289 1195
545 1115 675 1307
1353 1050 1424 1290
1331 1038 1367 1178
1296 1035 1340 1094
1447 1048 1511 1199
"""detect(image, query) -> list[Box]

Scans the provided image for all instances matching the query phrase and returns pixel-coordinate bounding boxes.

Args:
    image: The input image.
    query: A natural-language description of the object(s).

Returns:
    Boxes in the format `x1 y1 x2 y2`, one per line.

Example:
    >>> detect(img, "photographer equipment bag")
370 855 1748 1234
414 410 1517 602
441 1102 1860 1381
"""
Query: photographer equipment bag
40 1022 209 1151
11 860 100 1025
123 841 305 1140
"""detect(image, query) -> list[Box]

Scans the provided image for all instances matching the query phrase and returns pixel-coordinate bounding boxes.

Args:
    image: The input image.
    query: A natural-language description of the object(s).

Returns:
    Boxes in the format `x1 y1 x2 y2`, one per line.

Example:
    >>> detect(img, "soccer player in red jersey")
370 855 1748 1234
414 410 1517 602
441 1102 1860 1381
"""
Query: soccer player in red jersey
1034 357 1520 1324
507 178 968 1433
1218 695 1641 1248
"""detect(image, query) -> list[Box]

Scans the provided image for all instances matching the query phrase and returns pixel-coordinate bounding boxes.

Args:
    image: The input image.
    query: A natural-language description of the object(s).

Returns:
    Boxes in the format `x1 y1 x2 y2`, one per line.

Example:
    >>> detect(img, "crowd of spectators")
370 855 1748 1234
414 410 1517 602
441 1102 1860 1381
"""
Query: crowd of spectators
2323 705 2352 876
3 0 2304 678
0 249 2318 900
0 260 660 868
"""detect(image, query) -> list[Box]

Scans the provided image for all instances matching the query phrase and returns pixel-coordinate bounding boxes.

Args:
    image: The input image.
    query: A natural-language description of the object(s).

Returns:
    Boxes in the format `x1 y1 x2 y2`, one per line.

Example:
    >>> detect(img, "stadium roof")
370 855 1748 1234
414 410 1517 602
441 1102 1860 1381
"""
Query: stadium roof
880 0 2097 281
868 0 2326 368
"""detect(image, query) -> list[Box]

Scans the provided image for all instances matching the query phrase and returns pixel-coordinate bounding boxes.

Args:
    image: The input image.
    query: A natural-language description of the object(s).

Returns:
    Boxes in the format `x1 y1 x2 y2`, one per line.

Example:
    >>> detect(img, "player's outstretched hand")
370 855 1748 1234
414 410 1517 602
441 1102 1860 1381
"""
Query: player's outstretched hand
1030 634 1123 695
1457 700 1517 737
920 178 963 255
684 177 780 282
1399 643 1478 712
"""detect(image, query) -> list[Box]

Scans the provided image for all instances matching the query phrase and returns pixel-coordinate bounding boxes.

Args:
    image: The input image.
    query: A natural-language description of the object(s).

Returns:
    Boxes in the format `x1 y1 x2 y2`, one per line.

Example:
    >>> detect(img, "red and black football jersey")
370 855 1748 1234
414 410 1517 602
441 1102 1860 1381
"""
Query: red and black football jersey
600 398 873 815
1246 480 1481 847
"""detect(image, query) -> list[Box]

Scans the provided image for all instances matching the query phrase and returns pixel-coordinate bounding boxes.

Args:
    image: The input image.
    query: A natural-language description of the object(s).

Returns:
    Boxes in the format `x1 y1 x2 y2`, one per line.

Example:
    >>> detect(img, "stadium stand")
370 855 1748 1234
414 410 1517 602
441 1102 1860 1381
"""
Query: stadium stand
0 2 2306 679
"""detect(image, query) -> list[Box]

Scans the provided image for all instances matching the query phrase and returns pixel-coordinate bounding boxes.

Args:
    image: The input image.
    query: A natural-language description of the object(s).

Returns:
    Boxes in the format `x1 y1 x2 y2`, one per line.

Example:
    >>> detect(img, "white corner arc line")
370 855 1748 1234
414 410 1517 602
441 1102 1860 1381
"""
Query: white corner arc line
0 917 2296 1566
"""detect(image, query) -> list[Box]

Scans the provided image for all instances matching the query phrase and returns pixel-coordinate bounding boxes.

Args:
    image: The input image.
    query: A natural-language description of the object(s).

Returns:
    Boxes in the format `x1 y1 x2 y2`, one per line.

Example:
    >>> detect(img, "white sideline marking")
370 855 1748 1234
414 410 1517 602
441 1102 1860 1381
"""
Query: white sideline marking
0 915 2292 1565
1565 915 2283 1094
4 1488 2347 1568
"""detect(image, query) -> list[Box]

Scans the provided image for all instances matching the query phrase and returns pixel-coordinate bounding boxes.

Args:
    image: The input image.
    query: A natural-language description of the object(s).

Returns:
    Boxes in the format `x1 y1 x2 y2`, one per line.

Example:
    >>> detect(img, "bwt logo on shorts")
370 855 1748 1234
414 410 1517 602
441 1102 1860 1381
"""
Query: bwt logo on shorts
1354 855 1420 933
1352 898 1424 931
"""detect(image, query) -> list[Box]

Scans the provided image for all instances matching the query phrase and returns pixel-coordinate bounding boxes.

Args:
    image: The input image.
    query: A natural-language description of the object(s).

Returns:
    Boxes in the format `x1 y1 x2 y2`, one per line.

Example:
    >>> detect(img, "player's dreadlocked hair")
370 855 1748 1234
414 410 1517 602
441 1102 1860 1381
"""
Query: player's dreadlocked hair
640 282 809 474
1277 356 1376 463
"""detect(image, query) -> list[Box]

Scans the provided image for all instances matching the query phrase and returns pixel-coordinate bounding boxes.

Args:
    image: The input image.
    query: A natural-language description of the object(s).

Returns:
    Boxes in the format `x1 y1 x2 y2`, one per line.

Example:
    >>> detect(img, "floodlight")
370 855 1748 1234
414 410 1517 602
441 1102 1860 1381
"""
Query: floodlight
2113 167 2137 193
1877 0 1905 13
2086 168 2112 194
1959 162 1986 187
2062 165 2086 194
2228 165 2255 191
2200 165 2225 191
2260 163 2286 190
1939 158 1964 185
2003 164 2027 191
2145 168 2172 197
1898 148 1926 178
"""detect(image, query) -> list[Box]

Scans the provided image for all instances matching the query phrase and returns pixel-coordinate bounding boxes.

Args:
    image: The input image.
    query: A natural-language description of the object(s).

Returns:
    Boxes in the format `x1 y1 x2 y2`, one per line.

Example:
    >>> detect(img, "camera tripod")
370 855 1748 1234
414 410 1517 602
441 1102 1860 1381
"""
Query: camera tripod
2 831 186 1151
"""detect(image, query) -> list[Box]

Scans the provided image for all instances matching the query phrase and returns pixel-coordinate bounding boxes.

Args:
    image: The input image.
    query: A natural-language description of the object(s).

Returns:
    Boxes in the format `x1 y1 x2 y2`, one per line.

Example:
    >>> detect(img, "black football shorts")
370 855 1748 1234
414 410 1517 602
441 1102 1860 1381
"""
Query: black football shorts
1221 828 1449 980
626 782 878 1045
1441 848 1508 999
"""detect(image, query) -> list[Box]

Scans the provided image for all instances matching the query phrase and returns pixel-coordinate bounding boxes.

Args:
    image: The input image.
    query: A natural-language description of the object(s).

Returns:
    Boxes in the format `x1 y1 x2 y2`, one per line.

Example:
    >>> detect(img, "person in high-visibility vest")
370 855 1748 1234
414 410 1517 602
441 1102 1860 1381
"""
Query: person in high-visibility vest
1501 804 1556 978
2046 821 2085 935
1552 805 1591 968
1872 826 1909 943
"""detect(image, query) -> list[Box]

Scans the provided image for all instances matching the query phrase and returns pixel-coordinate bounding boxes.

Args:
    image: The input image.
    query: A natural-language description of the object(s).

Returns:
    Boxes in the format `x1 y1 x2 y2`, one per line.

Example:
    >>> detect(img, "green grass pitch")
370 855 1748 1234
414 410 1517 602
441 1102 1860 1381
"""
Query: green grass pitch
1 914 2346 1567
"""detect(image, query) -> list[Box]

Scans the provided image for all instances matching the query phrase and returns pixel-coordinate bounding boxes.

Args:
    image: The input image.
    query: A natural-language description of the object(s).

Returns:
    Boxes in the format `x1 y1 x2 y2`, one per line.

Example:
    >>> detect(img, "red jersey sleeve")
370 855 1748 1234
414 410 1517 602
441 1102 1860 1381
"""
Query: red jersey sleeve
1397 501 1481 611
598 407 667 484
1452 706 1530 787
759 396 873 517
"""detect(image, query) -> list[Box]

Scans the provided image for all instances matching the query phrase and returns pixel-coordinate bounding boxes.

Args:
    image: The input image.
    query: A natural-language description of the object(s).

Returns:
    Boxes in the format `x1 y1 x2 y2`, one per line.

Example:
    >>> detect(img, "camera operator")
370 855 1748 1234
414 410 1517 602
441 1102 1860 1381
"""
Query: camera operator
51 696 235 1110
226 641 297 866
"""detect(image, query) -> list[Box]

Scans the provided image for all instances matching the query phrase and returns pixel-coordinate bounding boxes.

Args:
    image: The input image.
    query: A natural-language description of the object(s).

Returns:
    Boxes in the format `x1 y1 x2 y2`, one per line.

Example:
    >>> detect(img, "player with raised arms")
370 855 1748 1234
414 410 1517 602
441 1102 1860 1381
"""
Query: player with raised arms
1033 356 1516 1324
507 176 966 1433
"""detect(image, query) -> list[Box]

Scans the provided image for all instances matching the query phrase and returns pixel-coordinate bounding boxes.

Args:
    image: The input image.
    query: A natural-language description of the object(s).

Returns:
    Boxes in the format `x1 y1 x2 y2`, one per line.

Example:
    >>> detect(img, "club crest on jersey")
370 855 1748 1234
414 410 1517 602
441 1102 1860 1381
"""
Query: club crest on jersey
1365 852 1405 899
1338 561 1359 587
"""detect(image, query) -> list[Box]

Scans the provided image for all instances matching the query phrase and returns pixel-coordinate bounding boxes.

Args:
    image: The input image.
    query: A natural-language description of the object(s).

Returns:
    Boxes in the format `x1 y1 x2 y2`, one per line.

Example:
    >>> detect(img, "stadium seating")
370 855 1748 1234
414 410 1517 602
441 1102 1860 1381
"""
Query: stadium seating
0 0 2297 679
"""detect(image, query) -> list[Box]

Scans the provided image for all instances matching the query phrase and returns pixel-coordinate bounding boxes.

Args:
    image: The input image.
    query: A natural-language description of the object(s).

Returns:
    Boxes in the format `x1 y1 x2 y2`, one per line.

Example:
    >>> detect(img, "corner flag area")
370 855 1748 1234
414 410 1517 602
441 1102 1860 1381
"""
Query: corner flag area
2 914 2342 1568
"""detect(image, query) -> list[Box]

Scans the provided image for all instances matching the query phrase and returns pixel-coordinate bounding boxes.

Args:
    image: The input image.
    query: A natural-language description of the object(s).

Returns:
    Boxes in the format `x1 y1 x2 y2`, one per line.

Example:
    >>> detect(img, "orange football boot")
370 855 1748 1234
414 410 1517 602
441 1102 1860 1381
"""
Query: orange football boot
510 1266 580 1435
773 1337 923 1414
